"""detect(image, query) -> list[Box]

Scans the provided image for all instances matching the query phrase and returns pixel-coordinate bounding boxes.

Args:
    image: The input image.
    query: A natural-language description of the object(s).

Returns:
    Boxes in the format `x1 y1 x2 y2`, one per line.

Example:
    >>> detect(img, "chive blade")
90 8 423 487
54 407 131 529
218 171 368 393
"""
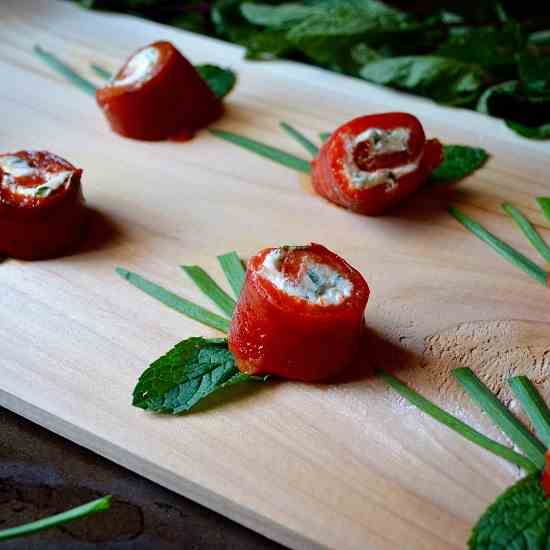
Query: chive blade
279 122 319 157
116 268 230 333
0 496 111 542
509 376 550 448
502 202 550 263
453 368 546 469
181 265 235 318
449 207 549 287
33 45 96 97
91 63 112 81
537 197 550 223
319 132 332 142
379 371 536 472
209 129 311 174
217 251 246 299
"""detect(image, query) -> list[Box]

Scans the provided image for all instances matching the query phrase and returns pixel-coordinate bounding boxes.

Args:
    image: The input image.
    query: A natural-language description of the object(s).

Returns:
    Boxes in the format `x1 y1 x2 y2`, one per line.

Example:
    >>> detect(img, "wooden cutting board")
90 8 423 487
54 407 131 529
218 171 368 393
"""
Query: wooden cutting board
1 2 549 549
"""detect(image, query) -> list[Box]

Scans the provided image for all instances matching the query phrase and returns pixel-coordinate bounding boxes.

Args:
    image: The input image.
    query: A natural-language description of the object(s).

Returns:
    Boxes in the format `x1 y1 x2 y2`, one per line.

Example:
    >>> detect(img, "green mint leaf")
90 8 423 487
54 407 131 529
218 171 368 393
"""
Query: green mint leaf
518 52 550 99
436 25 523 77
431 145 488 184
286 0 411 40
241 28 294 60
359 56 486 106
0 496 111 541
506 120 550 140
132 337 259 414
469 474 550 550
529 29 550 47
195 64 236 99
241 3 318 29
478 80 550 140
537 197 550 223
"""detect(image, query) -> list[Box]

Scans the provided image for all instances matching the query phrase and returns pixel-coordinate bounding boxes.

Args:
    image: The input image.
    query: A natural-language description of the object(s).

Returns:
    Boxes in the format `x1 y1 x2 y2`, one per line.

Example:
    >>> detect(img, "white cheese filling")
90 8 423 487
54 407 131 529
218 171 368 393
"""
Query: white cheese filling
344 127 421 191
112 46 159 87
259 248 353 306
0 155 73 198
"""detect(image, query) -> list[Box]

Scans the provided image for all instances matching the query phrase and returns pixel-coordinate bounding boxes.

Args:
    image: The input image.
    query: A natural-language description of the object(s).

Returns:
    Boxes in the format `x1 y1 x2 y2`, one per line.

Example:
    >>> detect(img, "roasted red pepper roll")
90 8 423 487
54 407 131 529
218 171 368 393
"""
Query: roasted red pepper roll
0 150 86 260
229 243 370 382
96 41 222 141
312 113 443 216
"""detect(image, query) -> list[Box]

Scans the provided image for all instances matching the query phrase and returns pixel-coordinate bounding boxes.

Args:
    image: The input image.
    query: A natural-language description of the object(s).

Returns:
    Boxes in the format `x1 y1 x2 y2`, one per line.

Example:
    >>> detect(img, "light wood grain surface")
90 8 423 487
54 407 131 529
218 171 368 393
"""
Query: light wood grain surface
1 2 550 549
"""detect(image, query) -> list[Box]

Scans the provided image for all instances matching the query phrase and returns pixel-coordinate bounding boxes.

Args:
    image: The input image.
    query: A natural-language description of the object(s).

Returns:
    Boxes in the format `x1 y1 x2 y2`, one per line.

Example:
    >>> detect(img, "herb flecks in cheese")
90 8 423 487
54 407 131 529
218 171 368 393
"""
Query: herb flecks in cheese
113 46 159 88
344 127 421 191
0 155 73 199
260 248 353 306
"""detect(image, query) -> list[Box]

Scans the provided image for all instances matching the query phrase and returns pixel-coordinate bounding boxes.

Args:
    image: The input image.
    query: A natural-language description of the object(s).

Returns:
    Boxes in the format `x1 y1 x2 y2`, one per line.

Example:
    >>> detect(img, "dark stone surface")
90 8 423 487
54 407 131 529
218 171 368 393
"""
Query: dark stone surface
0 408 285 549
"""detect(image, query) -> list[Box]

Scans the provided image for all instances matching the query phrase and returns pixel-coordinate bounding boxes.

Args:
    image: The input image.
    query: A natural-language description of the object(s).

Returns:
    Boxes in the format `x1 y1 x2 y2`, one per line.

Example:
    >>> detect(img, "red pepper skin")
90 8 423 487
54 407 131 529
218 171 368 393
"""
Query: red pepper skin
543 451 550 497
0 151 86 261
96 41 222 141
228 244 370 382
311 113 443 216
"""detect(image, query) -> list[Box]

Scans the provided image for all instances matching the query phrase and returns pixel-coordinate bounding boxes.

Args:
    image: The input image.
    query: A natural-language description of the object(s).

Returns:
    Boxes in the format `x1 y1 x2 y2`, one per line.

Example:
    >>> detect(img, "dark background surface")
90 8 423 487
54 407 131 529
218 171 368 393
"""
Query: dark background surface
0 407 284 549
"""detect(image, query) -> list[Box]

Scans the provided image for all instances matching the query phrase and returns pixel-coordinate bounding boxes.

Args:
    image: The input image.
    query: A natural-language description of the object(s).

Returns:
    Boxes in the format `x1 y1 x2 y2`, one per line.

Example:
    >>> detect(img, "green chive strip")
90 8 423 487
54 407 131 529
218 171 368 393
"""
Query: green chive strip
217 251 246 299
0 496 111 542
209 129 311 174
509 376 550 448
319 132 332 142
116 268 230 333
502 203 550 263
379 371 536 472
537 197 550 224
453 368 547 470
279 122 319 157
449 207 549 287
181 265 236 318
91 63 112 81
33 45 97 97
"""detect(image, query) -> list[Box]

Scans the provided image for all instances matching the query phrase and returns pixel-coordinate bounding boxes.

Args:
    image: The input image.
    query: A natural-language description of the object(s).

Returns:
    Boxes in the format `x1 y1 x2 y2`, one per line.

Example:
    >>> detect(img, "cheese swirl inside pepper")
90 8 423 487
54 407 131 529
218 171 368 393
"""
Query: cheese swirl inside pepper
344 127 422 190
0 154 74 200
259 247 353 306
112 46 160 88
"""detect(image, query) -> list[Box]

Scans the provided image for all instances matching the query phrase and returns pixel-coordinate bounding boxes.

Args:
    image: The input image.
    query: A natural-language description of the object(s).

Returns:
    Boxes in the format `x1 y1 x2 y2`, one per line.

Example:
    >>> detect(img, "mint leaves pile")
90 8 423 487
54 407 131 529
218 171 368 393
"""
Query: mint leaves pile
72 0 550 139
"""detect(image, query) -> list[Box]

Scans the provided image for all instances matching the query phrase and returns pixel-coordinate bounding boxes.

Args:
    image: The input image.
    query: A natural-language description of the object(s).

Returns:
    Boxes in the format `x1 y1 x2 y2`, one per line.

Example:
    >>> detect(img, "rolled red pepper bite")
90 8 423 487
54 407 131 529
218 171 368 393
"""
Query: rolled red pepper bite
229 243 370 382
96 41 222 141
0 150 86 260
312 113 443 216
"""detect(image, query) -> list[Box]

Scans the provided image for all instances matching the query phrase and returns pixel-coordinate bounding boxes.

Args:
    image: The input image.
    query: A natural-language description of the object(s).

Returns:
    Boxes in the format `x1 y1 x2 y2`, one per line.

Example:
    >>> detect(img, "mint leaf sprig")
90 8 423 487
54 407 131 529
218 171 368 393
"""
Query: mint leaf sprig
0 496 111 542
118 252 268 414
